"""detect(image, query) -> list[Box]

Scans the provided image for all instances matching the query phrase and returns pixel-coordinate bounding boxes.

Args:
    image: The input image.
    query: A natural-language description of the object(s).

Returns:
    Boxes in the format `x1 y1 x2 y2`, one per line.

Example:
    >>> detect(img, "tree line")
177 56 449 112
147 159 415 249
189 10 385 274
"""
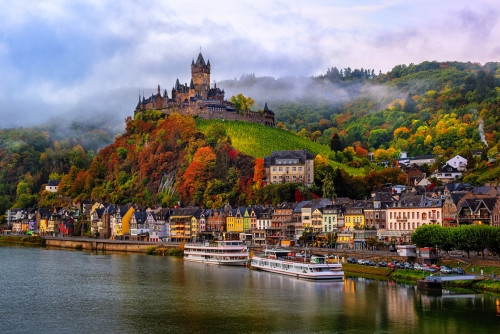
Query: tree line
411 224 500 258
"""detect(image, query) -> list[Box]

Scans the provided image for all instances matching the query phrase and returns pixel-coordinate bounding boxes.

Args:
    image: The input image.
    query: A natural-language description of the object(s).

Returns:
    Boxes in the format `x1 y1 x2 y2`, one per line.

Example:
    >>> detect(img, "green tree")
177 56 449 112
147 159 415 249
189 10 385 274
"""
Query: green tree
230 94 255 114
368 129 389 149
321 167 336 199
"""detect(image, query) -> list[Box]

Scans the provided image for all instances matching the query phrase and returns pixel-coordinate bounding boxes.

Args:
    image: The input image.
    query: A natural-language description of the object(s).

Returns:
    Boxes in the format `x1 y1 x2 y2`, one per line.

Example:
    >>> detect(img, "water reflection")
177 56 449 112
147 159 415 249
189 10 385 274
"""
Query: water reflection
1 246 499 334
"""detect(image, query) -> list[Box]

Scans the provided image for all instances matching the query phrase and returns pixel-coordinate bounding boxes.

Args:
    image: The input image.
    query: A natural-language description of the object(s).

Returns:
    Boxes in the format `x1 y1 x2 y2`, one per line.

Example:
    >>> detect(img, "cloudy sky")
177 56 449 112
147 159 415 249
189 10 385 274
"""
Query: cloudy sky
0 0 499 128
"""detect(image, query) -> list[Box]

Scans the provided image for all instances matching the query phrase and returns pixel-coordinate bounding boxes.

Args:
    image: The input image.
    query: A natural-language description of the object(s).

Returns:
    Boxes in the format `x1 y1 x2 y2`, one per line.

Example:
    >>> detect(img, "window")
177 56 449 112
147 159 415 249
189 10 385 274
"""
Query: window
437 212 440 219
390 212 393 219
292 167 296 171
272 167 276 171
298 167 303 171
422 213 427 220
417 212 420 219
279 167 282 172
286 167 289 172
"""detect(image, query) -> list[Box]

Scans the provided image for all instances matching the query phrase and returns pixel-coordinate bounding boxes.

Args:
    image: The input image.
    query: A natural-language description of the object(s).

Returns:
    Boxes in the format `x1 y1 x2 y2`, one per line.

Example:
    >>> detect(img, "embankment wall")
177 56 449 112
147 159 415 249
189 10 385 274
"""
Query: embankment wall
45 239 155 253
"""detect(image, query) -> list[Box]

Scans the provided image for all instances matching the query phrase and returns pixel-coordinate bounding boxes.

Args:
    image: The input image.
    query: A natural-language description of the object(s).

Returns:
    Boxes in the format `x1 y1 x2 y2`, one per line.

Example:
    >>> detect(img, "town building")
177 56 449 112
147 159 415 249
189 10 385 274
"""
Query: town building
264 150 315 186
432 164 463 183
45 180 60 193
446 155 468 171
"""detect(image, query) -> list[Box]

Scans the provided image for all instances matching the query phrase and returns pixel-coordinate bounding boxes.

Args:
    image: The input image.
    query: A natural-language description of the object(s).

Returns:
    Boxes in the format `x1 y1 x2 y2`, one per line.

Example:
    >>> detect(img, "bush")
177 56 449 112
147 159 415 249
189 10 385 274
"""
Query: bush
145 246 157 255
167 247 184 256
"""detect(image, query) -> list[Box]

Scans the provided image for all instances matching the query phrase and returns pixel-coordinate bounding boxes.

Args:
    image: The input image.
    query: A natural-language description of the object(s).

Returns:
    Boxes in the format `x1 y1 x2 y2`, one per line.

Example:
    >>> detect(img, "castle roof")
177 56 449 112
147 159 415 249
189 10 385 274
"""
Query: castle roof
194 52 206 67
264 102 275 115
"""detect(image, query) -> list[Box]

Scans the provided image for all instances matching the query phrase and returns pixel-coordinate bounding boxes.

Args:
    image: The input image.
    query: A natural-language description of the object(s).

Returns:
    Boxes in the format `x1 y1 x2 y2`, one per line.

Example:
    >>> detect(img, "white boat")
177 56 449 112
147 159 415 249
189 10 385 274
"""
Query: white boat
251 249 344 280
183 240 249 266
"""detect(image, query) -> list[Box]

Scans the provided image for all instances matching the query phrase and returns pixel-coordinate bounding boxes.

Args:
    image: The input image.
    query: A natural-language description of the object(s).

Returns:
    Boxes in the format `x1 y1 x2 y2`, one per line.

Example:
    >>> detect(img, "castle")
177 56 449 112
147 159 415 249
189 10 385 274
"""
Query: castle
134 52 275 126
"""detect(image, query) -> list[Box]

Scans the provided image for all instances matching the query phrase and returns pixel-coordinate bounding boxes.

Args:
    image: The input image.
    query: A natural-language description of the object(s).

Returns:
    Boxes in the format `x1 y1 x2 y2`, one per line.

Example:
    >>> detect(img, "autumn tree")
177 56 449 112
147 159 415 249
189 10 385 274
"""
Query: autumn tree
253 158 266 189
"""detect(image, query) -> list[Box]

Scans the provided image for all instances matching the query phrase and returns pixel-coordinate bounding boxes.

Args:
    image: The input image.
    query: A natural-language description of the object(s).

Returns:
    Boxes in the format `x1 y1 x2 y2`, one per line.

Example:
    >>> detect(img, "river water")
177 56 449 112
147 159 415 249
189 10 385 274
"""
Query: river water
0 246 499 334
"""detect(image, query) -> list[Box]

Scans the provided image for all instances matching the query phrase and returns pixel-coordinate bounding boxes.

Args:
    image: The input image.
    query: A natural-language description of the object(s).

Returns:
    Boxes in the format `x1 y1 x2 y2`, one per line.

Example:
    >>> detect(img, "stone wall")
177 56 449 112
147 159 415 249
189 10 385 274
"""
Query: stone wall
45 238 163 253
160 104 274 126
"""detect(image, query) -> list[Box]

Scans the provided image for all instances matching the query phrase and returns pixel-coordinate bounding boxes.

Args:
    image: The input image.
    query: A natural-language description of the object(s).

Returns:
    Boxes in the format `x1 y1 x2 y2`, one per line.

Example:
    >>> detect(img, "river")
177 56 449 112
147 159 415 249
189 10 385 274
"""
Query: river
0 245 499 333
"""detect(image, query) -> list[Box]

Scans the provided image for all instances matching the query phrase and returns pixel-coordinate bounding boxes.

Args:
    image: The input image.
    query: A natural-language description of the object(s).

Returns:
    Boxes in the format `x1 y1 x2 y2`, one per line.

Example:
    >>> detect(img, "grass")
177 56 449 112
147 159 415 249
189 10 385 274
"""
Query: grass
195 119 365 176
473 279 500 293
0 235 46 247
342 263 393 276
391 269 428 282
466 265 500 277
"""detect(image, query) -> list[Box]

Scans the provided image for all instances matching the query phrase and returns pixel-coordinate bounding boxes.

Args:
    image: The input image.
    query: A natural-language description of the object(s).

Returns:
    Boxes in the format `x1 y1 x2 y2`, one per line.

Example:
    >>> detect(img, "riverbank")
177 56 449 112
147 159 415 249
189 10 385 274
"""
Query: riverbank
0 235 181 254
342 264 500 294
0 235 46 247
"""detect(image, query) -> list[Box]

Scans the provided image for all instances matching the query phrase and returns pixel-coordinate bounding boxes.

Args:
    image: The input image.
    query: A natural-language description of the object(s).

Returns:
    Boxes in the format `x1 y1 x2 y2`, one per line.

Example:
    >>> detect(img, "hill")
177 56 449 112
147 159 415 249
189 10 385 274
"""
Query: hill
195 118 363 176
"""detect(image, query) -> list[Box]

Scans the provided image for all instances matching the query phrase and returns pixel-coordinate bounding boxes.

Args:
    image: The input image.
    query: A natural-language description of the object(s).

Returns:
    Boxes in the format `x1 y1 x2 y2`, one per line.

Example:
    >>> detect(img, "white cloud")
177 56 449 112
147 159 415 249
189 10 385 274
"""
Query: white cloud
0 0 500 128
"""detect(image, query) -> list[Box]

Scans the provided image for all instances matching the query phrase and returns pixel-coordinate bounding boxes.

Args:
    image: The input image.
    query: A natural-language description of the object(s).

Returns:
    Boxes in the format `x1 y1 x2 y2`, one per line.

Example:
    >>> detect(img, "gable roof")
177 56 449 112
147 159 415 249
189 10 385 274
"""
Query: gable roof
46 180 60 187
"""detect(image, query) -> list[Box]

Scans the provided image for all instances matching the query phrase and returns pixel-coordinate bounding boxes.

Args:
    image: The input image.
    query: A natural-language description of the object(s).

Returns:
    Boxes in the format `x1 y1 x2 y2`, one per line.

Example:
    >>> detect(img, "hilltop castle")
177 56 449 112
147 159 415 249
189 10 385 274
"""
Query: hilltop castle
134 52 275 126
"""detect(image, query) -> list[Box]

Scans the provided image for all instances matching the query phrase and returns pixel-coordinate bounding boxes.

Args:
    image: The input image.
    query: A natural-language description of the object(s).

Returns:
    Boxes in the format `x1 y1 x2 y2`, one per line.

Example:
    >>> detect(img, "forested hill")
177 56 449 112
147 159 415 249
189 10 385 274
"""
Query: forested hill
223 61 500 160
2 60 500 218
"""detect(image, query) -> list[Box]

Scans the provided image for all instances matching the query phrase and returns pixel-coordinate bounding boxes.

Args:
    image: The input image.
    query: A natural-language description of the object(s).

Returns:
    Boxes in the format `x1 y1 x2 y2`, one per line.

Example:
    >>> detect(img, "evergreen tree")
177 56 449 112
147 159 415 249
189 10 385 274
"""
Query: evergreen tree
481 148 488 162
403 93 417 113
330 133 342 152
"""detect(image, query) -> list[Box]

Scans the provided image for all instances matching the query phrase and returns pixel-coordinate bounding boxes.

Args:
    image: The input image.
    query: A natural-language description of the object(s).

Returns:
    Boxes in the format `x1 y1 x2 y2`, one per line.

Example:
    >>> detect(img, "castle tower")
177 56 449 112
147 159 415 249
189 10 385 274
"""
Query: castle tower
191 52 211 99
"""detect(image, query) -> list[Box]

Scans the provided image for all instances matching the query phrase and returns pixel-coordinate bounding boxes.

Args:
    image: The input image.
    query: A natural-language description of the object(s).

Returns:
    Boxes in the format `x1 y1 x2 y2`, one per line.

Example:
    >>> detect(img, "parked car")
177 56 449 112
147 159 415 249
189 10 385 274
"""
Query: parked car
366 260 376 266
452 267 465 275
414 263 423 270
440 266 452 274
346 257 357 264
357 259 367 265
387 262 397 269
404 262 414 270
431 264 441 271
378 261 388 267
423 267 437 273
389 245 397 252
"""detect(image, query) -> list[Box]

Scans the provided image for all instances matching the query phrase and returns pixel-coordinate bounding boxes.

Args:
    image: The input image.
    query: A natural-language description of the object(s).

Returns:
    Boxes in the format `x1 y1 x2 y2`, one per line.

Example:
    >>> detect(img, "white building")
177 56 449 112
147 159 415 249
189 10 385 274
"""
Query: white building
446 155 467 171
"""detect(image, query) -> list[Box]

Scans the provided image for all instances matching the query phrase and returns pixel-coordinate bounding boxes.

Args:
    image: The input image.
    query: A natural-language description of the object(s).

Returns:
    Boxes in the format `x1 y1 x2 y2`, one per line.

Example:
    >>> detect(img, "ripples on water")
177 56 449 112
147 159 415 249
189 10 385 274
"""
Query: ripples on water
0 246 499 334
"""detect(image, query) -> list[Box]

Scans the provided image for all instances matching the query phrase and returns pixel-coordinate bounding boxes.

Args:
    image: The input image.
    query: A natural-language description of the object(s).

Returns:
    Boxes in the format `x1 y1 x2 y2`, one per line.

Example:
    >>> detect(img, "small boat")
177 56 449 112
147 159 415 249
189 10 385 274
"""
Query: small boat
251 249 344 280
184 240 249 266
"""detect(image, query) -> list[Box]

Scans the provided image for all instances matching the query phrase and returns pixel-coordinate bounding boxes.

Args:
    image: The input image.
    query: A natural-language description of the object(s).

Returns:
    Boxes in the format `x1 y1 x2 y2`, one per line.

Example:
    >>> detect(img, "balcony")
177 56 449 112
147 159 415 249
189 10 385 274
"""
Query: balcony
458 214 491 222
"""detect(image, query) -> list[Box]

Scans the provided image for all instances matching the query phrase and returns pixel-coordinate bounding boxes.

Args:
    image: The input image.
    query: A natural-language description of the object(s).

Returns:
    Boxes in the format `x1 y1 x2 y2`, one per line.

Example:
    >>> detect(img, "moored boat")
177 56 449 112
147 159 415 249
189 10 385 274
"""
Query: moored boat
251 249 344 280
184 240 249 266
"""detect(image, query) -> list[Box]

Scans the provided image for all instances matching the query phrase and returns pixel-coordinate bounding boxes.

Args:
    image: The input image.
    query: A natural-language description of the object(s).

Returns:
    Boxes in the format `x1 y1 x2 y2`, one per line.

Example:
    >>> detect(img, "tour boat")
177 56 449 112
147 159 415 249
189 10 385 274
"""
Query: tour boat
251 249 344 280
183 240 249 266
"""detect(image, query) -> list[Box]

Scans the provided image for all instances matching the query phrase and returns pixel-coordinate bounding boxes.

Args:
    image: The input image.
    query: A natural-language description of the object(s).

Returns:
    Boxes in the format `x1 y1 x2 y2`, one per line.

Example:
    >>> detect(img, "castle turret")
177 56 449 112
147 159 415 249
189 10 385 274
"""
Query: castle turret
191 52 210 99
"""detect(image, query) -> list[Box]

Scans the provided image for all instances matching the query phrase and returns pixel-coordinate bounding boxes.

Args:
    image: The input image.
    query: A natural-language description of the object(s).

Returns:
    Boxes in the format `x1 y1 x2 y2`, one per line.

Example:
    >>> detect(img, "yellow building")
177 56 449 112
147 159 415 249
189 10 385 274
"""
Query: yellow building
344 201 366 230
116 207 134 236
